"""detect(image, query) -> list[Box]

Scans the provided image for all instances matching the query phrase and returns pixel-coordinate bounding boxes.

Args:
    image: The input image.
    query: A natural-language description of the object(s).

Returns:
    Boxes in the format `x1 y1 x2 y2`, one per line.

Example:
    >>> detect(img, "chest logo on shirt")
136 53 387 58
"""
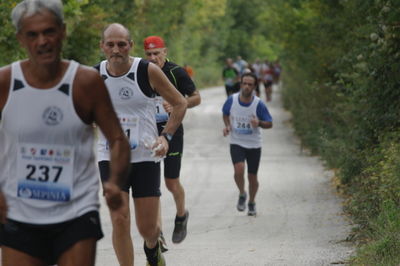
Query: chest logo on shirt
119 87 134 100
42 106 63 126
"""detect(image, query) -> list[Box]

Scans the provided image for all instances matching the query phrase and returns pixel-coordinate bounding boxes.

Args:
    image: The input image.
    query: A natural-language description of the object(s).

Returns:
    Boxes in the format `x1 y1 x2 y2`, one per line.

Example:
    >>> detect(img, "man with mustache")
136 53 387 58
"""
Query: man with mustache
96 24 187 266
0 1 130 265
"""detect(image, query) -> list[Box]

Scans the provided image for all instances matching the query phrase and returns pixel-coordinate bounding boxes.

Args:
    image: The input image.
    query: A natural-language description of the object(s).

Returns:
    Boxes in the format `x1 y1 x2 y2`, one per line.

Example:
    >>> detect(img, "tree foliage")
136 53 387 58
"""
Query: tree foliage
0 0 281 87
0 0 24 65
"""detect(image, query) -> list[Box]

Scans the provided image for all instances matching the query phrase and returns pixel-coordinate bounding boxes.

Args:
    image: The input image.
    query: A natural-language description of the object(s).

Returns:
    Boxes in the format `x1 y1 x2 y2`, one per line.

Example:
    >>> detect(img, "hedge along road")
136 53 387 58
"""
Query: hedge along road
96 85 354 266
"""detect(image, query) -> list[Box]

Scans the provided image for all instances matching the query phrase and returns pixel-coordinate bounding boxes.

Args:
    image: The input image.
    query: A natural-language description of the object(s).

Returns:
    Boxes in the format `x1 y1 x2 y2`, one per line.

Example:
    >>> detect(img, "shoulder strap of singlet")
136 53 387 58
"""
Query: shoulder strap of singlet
60 60 79 95
10 61 25 92
137 59 155 98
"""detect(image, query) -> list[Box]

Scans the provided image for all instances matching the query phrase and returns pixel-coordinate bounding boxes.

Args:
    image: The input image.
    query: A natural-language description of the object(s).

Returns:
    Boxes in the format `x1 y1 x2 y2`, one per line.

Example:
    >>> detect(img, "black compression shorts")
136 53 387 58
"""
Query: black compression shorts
164 133 183 179
0 211 103 265
98 161 161 198
230 144 262 174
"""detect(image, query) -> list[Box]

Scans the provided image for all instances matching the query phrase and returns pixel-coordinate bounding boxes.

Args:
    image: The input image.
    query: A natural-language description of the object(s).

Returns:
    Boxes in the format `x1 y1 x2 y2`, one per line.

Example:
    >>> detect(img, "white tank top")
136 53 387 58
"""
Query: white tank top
97 57 158 162
0 60 100 224
229 93 262 148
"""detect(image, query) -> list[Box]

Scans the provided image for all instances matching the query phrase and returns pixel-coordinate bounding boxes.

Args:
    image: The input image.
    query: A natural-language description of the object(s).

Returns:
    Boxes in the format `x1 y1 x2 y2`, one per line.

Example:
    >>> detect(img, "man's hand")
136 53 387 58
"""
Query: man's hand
0 191 8 223
223 126 231 136
153 136 169 157
250 115 259 128
162 100 173 113
103 182 123 211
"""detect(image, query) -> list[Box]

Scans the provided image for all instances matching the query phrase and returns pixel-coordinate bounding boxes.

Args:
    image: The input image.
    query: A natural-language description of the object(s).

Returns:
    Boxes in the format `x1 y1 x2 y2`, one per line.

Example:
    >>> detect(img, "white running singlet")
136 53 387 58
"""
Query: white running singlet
0 60 100 224
229 93 262 148
97 57 158 163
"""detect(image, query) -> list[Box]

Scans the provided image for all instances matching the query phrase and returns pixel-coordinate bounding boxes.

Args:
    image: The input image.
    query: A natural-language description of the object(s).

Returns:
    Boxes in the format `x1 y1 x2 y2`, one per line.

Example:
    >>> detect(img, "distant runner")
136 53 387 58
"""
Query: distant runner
222 58 239 97
222 72 273 216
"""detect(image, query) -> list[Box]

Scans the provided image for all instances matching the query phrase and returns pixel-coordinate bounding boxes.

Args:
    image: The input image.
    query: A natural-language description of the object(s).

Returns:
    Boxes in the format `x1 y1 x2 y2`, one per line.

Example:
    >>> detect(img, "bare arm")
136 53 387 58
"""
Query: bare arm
186 90 201 108
0 66 11 221
250 115 273 129
0 191 7 223
0 66 11 112
259 120 273 129
149 62 187 135
163 89 201 112
223 114 231 136
74 66 130 209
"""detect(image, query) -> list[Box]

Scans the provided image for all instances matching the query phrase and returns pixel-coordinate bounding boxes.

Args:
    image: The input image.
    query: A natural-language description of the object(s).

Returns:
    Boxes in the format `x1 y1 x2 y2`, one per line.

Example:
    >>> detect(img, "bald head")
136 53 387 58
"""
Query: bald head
101 23 131 42
100 23 134 69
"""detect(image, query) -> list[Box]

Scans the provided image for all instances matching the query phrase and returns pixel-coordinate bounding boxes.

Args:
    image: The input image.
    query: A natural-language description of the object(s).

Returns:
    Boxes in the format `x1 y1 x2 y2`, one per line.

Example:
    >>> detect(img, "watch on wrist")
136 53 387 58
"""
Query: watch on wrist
161 132 173 143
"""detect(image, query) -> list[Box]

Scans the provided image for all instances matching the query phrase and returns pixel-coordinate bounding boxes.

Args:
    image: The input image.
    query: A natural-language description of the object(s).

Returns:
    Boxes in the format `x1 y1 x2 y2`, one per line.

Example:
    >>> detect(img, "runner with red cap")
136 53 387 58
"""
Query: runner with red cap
144 36 166 50
143 35 201 248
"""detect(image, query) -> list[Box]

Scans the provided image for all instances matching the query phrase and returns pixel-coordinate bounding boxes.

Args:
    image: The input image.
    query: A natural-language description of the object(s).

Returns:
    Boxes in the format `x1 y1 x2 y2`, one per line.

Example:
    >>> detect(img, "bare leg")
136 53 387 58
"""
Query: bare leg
165 178 186 217
157 202 168 252
233 162 246 194
109 192 134 266
265 85 272 102
2 246 45 266
57 238 97 266
158 202 163 229
134 196 160 249
247 173 259 203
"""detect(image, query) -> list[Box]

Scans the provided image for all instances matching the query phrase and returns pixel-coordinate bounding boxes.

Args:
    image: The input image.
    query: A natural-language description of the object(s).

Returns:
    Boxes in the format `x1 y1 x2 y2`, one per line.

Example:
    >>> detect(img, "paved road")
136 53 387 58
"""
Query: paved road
96 85 353 265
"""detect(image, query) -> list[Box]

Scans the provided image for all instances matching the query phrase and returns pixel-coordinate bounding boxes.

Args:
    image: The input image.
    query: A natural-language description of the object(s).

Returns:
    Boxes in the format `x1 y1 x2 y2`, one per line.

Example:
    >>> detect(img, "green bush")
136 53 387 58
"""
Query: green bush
350 200 400 265
275 0 400 263
347 132 400 224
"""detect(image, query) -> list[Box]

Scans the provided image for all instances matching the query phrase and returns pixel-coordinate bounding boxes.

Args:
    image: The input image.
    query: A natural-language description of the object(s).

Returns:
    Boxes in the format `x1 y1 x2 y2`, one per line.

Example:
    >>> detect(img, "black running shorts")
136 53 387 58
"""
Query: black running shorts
0 211 103 265
230 144 262 174
164 133 183 179
157 122 184 179
99 161 161 198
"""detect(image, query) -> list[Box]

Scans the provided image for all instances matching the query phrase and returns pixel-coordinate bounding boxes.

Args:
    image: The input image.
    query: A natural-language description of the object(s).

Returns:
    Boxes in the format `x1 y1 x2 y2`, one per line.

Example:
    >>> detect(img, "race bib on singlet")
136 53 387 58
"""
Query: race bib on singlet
105 115 139 150
119 115 139 150
155 96 169 123
16 143 74 202
232 115 253 135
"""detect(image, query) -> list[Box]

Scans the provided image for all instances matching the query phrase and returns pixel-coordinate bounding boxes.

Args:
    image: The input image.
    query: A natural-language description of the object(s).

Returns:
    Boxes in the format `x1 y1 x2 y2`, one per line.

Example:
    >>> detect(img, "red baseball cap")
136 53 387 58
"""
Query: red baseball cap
143 36 165 50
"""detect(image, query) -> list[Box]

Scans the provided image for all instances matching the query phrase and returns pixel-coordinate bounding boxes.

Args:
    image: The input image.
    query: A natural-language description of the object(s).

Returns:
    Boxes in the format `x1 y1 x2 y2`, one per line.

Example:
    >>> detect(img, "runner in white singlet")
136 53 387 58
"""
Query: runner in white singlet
0 1 130 265
96 23 187 266
222 72 273 217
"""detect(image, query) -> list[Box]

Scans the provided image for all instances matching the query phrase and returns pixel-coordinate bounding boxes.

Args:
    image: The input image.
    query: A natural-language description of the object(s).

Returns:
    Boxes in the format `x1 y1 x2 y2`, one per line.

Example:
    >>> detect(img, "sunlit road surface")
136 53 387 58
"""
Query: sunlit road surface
96 85 353 266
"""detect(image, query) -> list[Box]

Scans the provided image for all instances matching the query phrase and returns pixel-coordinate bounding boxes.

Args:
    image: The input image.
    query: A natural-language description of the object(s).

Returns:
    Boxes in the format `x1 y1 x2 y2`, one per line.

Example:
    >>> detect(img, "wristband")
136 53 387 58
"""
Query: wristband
161 132 173 143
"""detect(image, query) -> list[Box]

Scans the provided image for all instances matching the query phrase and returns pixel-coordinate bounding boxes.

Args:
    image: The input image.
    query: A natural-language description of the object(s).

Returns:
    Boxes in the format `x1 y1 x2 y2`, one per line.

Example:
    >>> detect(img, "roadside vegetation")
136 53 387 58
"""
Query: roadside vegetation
0 0 399 264
266 1 400 265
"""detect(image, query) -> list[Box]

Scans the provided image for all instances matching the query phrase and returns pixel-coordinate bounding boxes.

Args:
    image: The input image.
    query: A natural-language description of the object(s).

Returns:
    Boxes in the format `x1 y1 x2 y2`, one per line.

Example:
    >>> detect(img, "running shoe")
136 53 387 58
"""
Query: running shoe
159 231 168 253
172 210 189 244
247 202 257 216
236 192 247 212
145 244 166 266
